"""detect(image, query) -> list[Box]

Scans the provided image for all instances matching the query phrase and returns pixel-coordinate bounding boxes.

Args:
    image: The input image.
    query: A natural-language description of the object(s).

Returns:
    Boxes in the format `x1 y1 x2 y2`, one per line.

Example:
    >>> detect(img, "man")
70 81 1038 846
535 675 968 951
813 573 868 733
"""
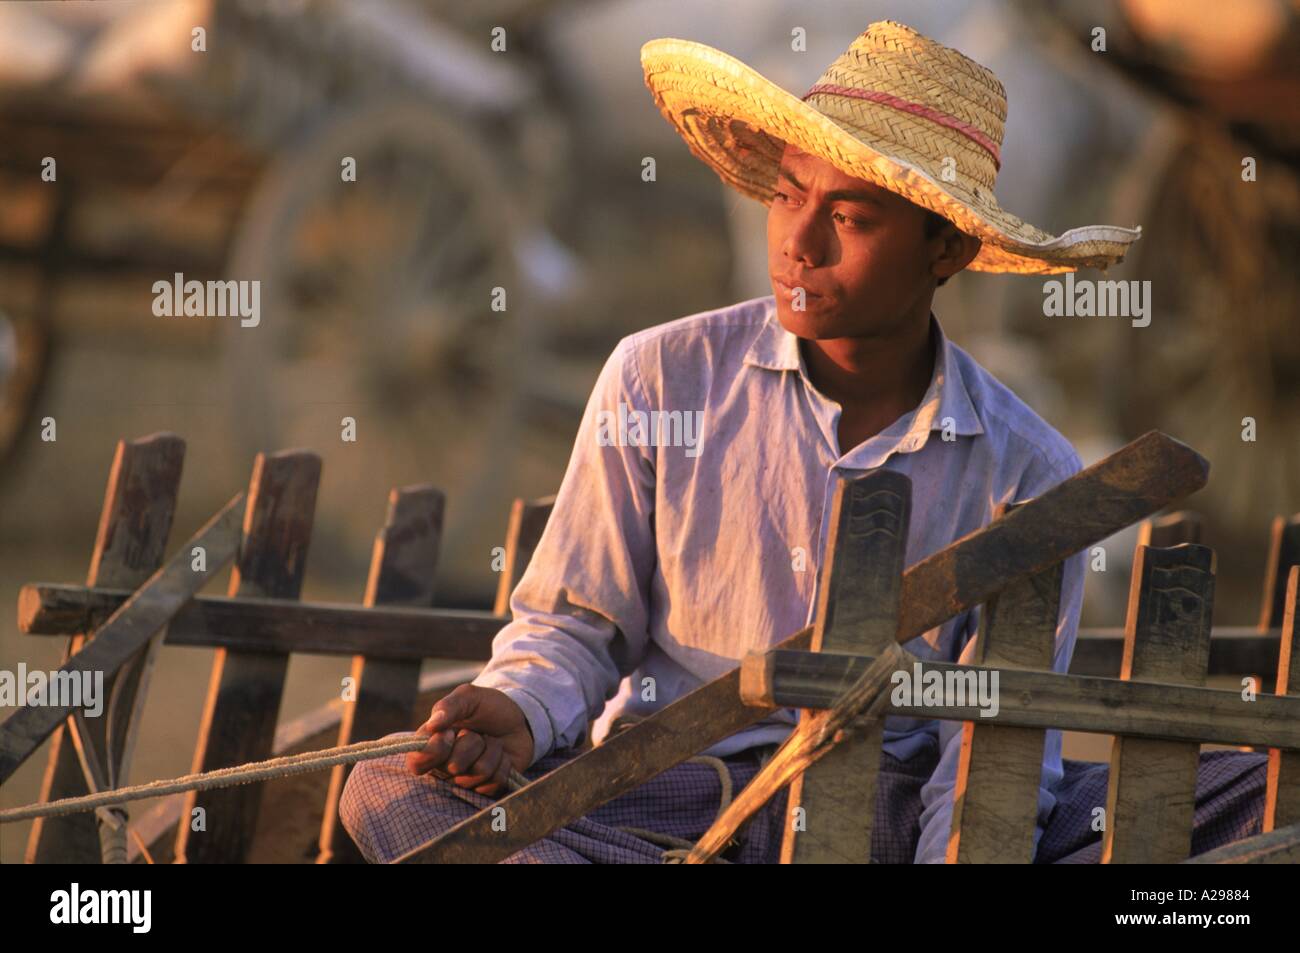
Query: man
340 21 1267 863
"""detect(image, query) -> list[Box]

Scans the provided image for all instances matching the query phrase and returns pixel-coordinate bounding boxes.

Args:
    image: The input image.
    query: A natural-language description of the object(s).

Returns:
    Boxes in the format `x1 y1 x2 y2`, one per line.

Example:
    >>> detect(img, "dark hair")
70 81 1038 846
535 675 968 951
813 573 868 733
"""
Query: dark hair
923 209 953 287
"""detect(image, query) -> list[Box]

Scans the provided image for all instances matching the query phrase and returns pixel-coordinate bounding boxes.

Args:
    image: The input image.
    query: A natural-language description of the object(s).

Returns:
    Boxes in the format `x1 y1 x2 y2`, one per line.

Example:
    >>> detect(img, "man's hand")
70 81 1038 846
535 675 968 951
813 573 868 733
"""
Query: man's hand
406 684 534 796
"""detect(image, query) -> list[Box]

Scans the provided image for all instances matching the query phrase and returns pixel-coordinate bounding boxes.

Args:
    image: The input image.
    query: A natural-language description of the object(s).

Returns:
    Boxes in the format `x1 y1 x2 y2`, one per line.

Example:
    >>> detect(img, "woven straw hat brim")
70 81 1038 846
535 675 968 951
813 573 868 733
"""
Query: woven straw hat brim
642 38 1141 275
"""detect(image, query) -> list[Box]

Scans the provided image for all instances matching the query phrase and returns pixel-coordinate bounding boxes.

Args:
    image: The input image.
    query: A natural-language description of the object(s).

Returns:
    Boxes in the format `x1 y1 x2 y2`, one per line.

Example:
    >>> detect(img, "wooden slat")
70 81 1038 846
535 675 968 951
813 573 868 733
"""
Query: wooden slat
0 494 244 784
27 433 184 863
19 584 502 658
745 651 1300 747
175 451 321 864
948 500 1061 863
1259 514 1300 630
1103 544 1215 863
318 486 445 864
1265 566 1300 832
782 470 909 864
493 497 555 616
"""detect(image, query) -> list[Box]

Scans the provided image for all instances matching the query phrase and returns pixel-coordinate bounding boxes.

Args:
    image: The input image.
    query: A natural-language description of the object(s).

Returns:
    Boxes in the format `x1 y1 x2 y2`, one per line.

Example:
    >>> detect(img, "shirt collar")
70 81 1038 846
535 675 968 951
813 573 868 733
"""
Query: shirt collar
743 296 984 446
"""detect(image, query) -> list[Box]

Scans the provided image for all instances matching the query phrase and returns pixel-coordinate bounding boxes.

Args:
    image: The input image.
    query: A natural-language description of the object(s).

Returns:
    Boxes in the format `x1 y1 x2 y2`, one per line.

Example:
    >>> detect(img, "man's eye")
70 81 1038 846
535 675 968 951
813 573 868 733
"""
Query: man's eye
833 211 865 228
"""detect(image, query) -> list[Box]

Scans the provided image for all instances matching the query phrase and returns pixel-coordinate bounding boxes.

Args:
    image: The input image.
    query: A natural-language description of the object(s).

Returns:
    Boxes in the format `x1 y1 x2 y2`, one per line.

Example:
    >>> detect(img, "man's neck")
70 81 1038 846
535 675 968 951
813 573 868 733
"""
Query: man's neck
798 313 936 420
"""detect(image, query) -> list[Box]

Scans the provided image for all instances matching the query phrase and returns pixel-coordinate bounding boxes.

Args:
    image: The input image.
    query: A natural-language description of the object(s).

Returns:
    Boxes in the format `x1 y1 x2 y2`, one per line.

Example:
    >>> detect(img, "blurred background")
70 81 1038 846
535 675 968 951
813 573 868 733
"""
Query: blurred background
1 0 1297 862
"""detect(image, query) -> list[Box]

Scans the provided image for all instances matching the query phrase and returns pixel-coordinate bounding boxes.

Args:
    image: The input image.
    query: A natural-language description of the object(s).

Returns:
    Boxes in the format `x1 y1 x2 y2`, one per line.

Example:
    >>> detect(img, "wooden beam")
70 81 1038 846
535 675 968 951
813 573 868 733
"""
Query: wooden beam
948 500 1061 863
394 431 1211 863
1137 510 1203 548
1103 544 1215 863
318 486 445 864
27 432 184 863
18 584 502 659
0 492 244 785
176 451 320 864
739 650 1300 749
782 471 909 864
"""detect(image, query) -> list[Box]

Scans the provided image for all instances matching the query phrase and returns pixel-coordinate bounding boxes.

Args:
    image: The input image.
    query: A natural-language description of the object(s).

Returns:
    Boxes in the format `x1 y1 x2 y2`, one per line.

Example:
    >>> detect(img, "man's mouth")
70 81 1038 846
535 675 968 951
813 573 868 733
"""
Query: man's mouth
773 277 823 300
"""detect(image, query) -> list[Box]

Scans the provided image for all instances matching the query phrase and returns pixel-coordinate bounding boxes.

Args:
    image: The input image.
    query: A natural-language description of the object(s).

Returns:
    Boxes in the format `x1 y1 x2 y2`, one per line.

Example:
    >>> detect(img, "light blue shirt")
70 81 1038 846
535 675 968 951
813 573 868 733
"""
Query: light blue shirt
473 293 1086 863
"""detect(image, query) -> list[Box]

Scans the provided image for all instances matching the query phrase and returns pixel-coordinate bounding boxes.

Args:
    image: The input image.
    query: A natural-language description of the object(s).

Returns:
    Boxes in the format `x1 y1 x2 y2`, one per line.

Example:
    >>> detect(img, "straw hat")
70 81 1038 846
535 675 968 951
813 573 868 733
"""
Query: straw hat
641 21 1140 274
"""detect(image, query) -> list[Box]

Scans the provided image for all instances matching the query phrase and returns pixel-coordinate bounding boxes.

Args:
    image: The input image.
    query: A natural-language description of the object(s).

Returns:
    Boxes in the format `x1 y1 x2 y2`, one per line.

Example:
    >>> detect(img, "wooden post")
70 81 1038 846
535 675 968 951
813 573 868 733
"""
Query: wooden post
493 497 554 616
26 433 185 863
317 486 445 864
175 450 321 863
1259 514 1300 631
947 500 1063 863
1102 543 1215 863
1265 566 1300 832
780 470 910 864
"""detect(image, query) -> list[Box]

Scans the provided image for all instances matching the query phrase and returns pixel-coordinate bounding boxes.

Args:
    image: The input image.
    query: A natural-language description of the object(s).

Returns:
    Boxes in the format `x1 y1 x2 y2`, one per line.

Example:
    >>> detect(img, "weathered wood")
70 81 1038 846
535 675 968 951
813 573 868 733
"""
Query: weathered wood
1259 514 1300 630
949 500 1061 863
1265 566 1300 832
0 493 244 785
1137 510 1203 548
28 432 185 863
1184 820 1300 864
493 497 555 616
782 471 909 864
318 486 445 864
18 585 1279 675
19 584 502 659
397 431 1208 863
741 650 1300 748
1103 544 1215 863
176 451 320 864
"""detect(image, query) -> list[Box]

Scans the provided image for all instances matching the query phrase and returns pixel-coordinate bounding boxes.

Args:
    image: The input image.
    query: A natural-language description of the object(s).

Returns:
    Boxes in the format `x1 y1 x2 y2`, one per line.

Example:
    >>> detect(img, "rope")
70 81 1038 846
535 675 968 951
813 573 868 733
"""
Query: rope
0 734 531 824
601 714 739 864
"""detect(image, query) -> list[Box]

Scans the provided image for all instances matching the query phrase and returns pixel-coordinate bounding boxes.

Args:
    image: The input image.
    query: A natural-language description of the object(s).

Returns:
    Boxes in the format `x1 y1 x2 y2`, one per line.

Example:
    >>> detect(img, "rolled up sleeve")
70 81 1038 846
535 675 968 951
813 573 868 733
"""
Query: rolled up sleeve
913 450 1086 863
472 338 658 766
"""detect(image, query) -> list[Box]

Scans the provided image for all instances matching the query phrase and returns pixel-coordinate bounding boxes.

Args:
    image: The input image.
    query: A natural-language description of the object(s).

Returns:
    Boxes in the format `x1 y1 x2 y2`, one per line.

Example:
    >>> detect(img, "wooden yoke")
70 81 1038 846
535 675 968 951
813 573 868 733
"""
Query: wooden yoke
781 470 910 864
1102 543 1215 863
947 499 1063 863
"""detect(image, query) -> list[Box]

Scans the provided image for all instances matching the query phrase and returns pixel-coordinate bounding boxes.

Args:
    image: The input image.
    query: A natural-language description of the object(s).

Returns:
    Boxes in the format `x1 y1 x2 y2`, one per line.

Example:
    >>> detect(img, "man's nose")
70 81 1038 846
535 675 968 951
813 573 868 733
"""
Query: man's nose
782 206 824 266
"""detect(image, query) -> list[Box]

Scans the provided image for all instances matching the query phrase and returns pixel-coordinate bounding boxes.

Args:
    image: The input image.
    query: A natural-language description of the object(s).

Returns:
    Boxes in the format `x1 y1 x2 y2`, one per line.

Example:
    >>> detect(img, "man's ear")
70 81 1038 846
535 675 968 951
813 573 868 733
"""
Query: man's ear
932 228 982 284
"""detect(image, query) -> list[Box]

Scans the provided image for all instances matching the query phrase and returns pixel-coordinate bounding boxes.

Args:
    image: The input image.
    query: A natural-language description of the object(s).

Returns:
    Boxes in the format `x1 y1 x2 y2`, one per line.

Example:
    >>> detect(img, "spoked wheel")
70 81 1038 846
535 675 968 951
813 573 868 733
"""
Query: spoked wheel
221 97 538 585
1103 127 1300 529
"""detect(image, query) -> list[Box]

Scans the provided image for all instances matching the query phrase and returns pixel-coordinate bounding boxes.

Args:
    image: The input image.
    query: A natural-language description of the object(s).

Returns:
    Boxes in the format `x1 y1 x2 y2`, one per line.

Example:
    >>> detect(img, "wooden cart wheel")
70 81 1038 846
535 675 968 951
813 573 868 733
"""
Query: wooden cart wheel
1102 128 1300 532
220 97 538 587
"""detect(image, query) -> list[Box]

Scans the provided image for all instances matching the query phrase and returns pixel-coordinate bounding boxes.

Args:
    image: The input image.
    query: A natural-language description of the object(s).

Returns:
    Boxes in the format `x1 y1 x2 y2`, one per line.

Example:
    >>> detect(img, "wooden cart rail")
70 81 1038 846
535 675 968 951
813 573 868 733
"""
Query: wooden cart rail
5 430 1299 863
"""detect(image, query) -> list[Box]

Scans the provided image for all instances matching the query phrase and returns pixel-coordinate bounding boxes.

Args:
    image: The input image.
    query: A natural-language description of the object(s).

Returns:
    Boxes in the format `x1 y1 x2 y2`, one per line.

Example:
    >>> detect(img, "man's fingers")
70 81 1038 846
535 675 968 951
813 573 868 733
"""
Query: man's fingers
422 686 476 734
445 729 486 777
454 736 505 791
405 728 456 776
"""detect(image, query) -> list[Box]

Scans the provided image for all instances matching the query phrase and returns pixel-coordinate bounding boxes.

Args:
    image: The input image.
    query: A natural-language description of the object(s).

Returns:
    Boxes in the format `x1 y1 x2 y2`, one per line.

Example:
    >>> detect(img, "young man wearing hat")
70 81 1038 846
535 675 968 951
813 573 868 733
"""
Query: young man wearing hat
341 21 1268 863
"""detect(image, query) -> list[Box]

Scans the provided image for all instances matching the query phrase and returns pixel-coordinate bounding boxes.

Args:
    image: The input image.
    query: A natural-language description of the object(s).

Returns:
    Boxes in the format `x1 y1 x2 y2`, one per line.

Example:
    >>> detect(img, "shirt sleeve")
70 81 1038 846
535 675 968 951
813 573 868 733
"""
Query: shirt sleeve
471 338 658 767
912 449 1086 864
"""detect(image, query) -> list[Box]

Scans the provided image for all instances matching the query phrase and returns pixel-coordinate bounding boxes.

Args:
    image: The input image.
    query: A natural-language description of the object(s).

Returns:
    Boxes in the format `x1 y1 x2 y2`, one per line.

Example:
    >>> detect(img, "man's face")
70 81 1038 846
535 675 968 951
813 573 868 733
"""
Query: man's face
767 145 937 340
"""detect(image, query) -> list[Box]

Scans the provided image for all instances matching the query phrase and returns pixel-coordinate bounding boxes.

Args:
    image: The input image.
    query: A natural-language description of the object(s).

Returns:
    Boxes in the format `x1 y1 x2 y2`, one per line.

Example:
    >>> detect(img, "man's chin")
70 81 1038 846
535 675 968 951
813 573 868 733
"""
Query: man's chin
775 301 842 339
